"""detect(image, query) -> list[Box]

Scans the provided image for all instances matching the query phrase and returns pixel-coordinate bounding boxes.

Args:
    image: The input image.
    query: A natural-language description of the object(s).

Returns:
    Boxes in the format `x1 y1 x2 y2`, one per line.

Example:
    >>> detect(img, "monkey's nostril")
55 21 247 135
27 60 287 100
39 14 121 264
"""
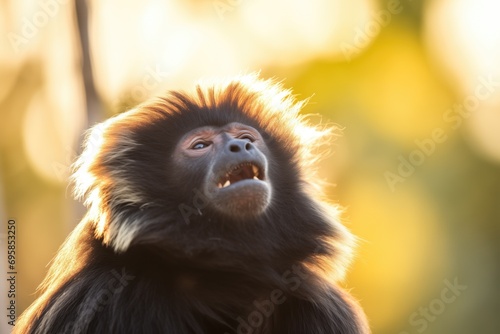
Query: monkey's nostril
245 142 252 151
229 144 240 153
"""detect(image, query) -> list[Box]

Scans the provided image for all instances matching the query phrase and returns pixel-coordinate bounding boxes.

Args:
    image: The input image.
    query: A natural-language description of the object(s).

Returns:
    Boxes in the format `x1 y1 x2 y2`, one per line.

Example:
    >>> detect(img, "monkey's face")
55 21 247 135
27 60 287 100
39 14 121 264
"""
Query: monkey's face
71 77 343 259
174 122 272 218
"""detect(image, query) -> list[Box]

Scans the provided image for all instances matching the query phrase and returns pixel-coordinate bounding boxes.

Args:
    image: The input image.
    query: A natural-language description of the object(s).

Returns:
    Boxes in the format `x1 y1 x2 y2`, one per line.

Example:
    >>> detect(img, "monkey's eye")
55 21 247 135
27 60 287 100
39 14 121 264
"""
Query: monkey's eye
191 141 210 150
238 134 255 142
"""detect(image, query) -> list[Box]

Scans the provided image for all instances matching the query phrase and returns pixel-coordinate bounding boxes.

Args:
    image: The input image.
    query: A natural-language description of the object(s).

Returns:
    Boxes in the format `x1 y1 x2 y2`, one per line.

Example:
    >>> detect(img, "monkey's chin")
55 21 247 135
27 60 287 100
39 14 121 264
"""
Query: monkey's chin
210 179 271 218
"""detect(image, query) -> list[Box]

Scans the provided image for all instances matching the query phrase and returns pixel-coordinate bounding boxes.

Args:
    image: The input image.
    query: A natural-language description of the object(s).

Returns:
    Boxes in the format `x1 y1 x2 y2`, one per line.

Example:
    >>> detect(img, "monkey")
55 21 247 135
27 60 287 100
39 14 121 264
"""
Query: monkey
15 75 370 334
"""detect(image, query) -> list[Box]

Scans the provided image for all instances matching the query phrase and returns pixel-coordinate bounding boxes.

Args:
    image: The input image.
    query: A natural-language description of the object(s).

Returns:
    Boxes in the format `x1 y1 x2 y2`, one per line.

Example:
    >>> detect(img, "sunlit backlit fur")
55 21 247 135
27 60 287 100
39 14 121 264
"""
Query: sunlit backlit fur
16 74 370 334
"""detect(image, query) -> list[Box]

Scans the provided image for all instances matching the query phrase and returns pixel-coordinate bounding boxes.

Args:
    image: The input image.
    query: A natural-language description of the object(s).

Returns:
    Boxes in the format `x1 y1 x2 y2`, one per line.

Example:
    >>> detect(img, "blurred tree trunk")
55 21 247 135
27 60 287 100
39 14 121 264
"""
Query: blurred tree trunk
75 0 102 127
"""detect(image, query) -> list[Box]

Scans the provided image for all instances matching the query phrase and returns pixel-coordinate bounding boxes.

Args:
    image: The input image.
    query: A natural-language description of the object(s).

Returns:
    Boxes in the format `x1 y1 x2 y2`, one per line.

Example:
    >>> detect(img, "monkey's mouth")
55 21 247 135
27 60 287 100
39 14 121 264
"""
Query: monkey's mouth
217 162 264 188
209 160 271 218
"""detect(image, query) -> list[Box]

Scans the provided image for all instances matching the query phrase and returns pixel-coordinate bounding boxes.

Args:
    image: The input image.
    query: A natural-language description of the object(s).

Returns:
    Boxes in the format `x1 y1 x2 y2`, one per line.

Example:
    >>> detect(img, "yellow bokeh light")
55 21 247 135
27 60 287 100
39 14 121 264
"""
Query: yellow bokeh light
342 175 450 330
425 0 500 163
425 0 500 88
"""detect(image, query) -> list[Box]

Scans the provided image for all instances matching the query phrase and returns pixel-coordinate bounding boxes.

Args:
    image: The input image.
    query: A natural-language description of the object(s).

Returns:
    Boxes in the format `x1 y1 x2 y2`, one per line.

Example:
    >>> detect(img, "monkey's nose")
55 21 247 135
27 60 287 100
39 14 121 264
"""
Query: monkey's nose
228 139 253 153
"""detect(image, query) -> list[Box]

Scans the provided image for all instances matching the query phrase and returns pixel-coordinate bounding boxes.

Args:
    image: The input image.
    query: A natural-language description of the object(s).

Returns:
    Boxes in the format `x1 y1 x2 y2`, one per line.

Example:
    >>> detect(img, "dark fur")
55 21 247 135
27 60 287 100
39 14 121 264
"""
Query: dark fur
16 75 370 333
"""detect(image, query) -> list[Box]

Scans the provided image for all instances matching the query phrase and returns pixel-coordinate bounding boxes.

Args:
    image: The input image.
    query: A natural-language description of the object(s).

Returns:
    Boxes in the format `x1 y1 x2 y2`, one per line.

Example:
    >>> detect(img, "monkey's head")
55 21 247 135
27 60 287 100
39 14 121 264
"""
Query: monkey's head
72 75 353 276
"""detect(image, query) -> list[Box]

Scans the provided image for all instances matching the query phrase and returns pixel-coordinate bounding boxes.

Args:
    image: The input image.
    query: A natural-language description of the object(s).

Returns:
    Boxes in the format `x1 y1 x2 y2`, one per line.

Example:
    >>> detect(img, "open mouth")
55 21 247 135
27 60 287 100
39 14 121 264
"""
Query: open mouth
217 162 264 189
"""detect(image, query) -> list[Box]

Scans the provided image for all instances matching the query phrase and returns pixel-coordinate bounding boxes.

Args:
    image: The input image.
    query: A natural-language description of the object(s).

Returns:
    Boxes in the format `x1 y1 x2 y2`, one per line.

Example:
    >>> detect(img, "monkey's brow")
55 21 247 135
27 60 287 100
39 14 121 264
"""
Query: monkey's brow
179 127 217 141
183 123 256 139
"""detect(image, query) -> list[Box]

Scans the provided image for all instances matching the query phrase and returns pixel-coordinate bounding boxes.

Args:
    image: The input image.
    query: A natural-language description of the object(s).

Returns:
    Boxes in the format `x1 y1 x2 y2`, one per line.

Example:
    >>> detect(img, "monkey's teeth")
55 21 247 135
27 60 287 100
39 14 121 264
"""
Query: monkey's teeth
223 180 231 188
218 183 222 188
252 165 258 176
253 176 259 180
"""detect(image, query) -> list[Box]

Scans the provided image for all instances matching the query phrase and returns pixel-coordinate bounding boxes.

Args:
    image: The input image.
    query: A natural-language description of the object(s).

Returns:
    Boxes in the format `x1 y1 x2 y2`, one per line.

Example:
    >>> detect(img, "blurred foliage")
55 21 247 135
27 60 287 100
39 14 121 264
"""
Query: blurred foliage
1 0 499 333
